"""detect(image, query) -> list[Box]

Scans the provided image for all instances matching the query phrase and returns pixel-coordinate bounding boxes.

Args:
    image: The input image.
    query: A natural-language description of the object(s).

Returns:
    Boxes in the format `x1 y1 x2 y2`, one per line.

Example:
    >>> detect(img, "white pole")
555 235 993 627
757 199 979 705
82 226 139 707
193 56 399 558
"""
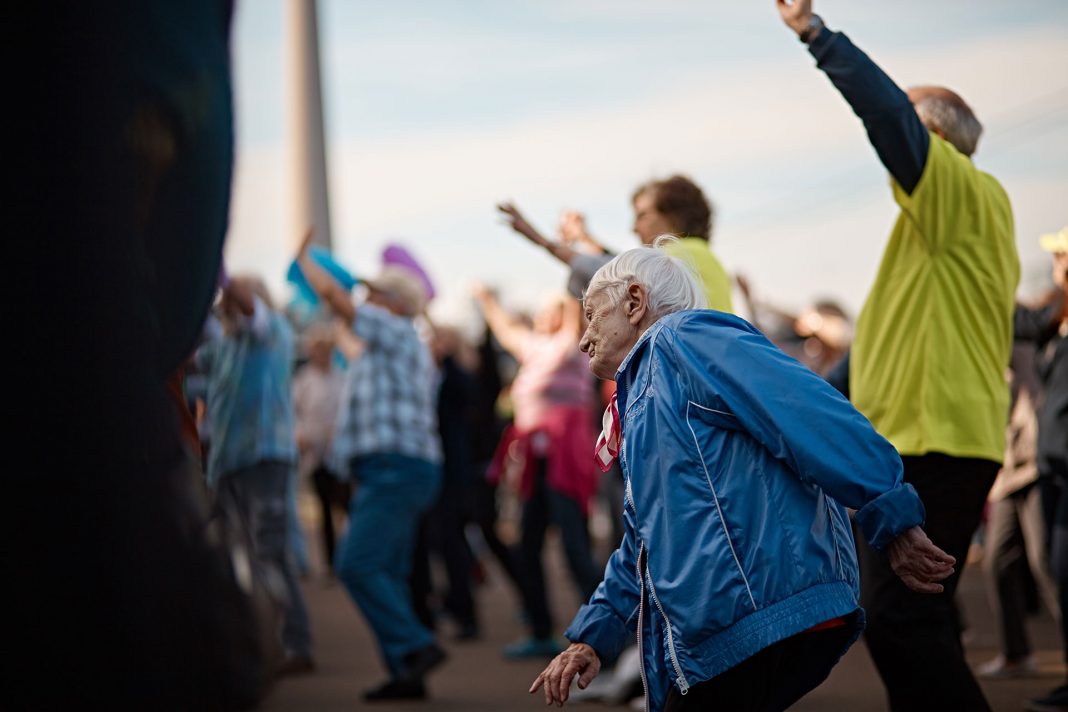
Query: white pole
287 0 332 250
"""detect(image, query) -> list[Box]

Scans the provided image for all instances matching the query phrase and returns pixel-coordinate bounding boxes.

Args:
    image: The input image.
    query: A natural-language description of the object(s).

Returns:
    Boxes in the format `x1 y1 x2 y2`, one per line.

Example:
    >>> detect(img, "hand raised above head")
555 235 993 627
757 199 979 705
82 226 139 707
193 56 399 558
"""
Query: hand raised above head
558 210 587 243
776 0 813 36
497 202 544 244
470 280 493 303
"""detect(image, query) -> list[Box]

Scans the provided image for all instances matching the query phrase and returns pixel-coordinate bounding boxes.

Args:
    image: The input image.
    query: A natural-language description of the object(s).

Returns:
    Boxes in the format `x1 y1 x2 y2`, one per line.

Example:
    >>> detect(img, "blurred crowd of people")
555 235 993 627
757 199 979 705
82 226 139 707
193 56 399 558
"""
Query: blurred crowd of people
11 1 1066 711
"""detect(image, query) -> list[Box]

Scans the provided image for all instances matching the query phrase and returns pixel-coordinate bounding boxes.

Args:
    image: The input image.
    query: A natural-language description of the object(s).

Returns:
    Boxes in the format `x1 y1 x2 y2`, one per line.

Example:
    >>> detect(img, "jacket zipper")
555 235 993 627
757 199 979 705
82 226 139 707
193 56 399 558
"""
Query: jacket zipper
645 563 690 695
635 543 649 712
627 474 649 712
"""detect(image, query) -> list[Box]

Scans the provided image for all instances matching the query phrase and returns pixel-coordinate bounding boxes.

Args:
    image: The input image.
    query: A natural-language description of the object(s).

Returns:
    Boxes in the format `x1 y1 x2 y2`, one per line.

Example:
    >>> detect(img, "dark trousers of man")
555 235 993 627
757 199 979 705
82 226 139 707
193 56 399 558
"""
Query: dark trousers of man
518 457 602 640
311 464 351 571
411 478 478 632
472 471 525 593
857 453 998 712
1041 459 1068 677
664 615 859 711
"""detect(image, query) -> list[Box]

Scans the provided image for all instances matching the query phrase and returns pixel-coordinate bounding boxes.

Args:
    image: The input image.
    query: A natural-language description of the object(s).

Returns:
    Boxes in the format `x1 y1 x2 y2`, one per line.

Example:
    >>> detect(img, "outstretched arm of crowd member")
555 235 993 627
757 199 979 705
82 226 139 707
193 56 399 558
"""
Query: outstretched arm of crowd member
777 0 929 194
218 278 271 340
471 282 530 359
295 229 357 323
498 202 579 265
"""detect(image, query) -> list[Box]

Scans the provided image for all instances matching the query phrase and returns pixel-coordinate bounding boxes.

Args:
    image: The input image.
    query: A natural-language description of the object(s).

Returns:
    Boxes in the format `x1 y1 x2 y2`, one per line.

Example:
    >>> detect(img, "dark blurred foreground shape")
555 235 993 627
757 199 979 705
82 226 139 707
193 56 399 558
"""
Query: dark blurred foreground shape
9 2 274 708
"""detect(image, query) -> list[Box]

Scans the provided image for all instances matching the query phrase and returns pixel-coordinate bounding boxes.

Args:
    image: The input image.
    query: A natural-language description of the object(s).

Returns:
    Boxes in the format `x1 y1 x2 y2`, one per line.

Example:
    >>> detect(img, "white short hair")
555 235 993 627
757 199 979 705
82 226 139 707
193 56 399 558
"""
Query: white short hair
585 236 706 319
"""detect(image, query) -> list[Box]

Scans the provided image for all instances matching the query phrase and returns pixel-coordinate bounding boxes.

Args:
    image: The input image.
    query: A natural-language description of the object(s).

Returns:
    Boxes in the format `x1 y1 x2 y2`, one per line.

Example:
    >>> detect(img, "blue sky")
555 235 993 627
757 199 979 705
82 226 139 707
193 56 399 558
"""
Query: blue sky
225 0 1068 327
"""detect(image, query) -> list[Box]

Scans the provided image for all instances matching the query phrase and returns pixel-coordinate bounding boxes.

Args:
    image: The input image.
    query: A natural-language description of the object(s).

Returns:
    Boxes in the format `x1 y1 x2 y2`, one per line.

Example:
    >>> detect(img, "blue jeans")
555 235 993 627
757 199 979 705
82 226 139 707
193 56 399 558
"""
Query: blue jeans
285 467 309 576
217 460 313 658
336 453 441 676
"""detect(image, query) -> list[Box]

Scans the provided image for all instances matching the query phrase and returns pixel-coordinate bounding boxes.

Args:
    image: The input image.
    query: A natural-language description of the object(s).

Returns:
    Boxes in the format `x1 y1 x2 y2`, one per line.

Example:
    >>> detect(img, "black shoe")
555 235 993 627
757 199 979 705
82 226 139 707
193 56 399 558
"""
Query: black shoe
1026 684 1068 712
363 679 426 702
401 643 447 680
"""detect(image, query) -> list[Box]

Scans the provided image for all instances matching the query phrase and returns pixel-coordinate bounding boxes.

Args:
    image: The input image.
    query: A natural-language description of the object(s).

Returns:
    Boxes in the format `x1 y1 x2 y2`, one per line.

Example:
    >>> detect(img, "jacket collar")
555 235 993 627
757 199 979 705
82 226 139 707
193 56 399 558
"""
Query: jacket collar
613 316 671 422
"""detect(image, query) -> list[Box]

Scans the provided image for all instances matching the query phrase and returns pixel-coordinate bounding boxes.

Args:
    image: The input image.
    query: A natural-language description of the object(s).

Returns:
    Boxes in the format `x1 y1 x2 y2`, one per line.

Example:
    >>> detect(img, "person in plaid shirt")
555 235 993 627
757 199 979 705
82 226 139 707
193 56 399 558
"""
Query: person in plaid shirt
295 232 446 702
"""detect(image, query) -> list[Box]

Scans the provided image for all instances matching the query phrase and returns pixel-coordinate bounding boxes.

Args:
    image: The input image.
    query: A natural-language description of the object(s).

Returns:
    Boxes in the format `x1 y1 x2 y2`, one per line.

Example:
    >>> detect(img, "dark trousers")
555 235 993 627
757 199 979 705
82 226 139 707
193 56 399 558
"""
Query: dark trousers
311 464 351 571
1041 459 1068 671
984 483 1059 661
411 480 478 629
517 457 602 639
664 616 858 711
472 474 524 593
216 461 313 658
857 453 998 712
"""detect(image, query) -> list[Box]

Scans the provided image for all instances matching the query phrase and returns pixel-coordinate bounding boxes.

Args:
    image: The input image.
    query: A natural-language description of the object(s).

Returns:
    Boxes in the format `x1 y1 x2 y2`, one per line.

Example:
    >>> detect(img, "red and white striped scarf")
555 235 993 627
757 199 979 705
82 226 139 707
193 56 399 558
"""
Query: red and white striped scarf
594 394 621 472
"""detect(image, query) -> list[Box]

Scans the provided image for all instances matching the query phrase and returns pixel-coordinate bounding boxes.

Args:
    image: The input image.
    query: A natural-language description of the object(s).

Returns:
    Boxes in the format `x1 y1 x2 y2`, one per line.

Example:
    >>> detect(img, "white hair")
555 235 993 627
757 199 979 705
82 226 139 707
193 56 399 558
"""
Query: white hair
914 94 983 157
585 235 706 319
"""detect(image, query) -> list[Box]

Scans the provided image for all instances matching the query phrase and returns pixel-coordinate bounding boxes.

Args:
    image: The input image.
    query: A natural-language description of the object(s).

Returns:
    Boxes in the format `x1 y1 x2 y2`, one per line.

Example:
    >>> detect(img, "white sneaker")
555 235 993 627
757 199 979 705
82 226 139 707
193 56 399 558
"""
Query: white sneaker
977 654 1040 679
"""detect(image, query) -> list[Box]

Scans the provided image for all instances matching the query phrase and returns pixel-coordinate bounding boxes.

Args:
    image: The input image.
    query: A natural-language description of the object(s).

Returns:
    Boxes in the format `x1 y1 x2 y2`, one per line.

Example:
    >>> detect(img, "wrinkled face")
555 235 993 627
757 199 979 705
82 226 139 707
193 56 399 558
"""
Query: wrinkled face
580 289 640 380
632 190 676 245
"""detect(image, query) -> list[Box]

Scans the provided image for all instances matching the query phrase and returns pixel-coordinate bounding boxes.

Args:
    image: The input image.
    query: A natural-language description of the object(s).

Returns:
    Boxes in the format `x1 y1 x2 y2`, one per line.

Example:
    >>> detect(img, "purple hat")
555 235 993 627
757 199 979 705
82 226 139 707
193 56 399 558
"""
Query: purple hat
382 243 435 301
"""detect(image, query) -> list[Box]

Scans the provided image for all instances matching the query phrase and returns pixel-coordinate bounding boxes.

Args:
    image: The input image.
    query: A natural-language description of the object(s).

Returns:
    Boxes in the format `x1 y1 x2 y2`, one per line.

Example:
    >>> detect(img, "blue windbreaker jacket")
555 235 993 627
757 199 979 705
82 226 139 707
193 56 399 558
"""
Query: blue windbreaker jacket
565 311 925 711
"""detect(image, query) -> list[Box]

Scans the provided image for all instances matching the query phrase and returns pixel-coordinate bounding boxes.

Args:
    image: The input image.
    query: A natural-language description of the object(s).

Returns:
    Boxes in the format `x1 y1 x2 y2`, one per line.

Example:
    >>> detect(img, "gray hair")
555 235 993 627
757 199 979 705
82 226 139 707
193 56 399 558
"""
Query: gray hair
913 92 983 157
585 236 706 319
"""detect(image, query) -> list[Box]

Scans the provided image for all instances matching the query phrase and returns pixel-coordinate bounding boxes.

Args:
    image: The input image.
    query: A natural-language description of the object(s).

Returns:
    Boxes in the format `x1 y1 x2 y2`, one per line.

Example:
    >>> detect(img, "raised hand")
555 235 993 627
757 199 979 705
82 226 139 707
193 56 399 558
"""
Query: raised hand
529 643 601 707
470 281 495 306
776 0 813 36
886 526 956 594
558 209 588 244
497 202 549 246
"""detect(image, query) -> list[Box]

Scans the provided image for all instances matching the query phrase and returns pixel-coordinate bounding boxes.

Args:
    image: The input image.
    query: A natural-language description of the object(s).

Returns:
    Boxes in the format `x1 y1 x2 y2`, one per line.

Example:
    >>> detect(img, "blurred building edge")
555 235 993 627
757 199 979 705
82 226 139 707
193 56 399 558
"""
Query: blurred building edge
288 0 333 251
9 2 272 709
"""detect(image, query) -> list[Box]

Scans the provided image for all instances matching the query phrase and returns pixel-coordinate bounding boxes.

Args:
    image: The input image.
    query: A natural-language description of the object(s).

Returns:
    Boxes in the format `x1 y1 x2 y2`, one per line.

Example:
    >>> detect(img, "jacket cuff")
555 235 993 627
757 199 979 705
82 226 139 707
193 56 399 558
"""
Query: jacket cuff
565 603 633 665
854 482 926 550
807 27 838 62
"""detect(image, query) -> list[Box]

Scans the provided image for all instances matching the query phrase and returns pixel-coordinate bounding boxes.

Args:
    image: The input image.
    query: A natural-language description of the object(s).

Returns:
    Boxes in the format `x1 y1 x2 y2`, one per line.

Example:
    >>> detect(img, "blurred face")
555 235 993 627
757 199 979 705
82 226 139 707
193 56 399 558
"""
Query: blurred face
580 288 644 380
1053 251 1068 293
533 300 565 334
632 190 676 245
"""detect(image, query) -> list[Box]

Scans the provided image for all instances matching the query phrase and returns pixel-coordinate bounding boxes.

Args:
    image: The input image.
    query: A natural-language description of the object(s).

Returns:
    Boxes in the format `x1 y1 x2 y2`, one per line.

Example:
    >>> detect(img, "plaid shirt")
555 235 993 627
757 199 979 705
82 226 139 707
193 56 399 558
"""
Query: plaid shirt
329 304 442 474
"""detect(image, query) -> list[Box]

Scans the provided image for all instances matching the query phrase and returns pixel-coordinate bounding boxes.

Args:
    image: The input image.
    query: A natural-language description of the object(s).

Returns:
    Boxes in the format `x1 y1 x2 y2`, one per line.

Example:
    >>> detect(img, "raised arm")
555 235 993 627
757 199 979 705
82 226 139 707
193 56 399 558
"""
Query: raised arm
471 283 531 359
777 0 929 194
295 229 357 324
498 202 578 266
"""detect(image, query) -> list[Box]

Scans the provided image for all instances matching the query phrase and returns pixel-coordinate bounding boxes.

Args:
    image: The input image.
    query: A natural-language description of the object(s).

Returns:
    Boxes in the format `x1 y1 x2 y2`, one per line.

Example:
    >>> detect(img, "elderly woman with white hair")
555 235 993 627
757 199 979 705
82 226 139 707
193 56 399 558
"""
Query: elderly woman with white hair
530 240 955 712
